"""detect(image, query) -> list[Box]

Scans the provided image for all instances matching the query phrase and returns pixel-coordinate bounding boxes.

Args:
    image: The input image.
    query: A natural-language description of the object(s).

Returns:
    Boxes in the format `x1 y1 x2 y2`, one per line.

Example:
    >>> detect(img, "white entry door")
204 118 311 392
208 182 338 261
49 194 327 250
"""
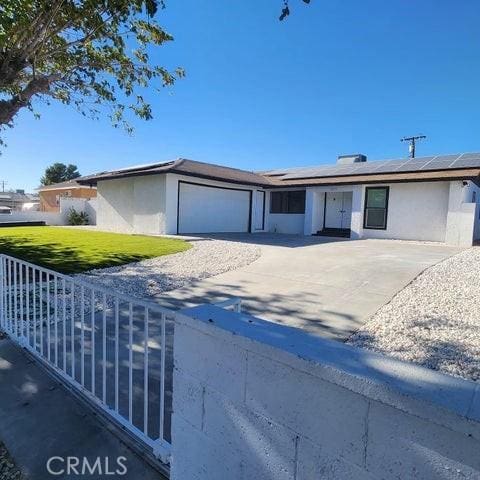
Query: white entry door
254 190 265 230
341 192 352 229
324 192 353 229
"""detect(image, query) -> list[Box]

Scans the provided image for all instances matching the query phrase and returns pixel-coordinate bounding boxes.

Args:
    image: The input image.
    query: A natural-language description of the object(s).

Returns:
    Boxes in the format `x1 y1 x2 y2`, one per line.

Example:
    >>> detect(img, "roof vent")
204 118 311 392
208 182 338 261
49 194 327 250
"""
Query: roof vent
337 154 367 165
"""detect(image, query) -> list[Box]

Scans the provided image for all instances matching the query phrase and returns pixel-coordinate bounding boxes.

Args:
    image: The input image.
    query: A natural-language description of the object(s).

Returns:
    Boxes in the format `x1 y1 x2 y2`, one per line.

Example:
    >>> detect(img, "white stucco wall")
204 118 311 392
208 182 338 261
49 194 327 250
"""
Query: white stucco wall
0 197 96 225
462 181 480 241
0 211 66 225
359 181 450 242
268 213 305 234
303 185 363 237
445 181 477 247
302 181 476 246
96 176 166 234
264 188 307 234
171 305 480 480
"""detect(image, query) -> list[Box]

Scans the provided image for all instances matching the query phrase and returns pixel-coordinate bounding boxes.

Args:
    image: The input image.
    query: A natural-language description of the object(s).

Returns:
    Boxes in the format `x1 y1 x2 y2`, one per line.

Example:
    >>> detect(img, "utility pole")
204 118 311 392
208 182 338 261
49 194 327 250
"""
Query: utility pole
0 180 7 192
401 135 426 159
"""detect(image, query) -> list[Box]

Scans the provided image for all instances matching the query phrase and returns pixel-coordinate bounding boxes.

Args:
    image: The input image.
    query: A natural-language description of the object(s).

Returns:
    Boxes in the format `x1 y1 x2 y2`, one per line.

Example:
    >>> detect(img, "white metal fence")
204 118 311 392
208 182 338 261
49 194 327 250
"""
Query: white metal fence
0 254 175 464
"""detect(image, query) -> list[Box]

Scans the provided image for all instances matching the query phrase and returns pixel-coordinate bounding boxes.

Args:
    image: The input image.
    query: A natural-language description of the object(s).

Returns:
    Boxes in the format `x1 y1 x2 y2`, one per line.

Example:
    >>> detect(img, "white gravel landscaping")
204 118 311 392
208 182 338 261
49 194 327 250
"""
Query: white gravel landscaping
76 237 261 300
348 247 480 382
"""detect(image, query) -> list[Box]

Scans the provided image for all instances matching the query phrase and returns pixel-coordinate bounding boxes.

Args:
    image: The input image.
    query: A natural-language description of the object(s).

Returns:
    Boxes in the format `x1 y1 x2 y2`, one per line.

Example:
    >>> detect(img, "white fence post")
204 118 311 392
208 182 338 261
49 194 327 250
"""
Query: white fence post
0 253 175 465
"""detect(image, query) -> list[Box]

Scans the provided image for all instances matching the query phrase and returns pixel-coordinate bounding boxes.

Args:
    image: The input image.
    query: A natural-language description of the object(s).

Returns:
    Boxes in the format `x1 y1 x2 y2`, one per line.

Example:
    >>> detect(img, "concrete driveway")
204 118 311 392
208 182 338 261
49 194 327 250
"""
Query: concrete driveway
159 234 463 340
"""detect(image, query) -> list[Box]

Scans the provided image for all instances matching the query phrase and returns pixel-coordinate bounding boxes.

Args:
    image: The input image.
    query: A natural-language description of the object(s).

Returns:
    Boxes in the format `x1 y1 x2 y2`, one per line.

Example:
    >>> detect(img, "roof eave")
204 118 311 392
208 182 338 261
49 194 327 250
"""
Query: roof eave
266 169 480 188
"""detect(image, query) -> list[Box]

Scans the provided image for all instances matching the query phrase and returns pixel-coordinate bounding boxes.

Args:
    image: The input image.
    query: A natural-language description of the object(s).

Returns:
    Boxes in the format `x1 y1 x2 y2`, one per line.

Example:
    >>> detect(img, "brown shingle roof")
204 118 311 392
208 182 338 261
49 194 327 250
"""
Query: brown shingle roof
77 158 273 187
77 155 480 188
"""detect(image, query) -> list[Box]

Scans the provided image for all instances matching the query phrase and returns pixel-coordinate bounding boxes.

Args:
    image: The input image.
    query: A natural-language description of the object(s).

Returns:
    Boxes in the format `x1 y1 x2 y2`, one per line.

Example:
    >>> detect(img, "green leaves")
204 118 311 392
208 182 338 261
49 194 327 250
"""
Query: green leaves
40 162 81 185
0 0 183 133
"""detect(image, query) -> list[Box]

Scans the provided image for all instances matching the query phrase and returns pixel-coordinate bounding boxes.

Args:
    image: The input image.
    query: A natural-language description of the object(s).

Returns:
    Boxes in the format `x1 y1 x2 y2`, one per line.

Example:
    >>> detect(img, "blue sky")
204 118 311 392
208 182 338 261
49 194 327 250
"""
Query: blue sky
3 0 480 191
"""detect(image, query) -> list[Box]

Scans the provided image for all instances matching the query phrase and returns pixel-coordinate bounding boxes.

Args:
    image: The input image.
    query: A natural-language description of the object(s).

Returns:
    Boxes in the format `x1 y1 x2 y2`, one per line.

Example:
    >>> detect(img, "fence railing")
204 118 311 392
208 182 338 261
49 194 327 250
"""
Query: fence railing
0 254 176 464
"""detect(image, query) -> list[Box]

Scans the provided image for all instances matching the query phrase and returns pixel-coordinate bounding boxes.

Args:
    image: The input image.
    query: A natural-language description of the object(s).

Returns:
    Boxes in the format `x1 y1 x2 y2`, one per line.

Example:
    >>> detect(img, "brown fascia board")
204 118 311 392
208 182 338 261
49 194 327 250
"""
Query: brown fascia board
77 159 273 188
77 162 480 189
78 168 271 188
266 168 480 188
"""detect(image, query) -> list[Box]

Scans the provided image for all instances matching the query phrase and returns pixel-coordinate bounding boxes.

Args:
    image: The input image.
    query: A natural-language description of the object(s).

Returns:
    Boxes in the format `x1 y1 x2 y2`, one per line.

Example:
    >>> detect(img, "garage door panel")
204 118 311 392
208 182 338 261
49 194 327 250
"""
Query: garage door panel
178 182 251 233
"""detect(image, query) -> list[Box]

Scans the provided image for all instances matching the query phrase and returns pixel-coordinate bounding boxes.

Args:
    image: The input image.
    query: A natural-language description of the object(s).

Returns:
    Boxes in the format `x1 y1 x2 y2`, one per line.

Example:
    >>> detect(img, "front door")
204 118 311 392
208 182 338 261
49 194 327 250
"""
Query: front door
254 190 265 230
341 192 352 229
324 192 352 229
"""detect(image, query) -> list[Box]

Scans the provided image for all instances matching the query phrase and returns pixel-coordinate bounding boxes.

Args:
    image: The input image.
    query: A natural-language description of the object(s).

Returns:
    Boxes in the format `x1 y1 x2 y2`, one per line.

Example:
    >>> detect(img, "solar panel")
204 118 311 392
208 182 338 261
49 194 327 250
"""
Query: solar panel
420 161 458 171
396 161 434 172
432 154 460 164
449 158 480 168
270 152 480 180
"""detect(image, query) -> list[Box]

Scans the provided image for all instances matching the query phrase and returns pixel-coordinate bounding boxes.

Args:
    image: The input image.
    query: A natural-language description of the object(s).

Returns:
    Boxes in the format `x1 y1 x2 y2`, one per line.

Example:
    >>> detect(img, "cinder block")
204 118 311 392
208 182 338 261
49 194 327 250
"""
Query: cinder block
174 322 247 403
366 401 480 479
246 352 368 466
203 388 297 480
173 369 204 430
170 414 242 480
297 437 374 480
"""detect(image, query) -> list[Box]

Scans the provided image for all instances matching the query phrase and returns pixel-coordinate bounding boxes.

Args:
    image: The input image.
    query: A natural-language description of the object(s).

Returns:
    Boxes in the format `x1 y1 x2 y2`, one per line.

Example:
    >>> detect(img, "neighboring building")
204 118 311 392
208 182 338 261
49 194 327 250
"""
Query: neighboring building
38 180 97 212
77 153 480 246
0 189 39 212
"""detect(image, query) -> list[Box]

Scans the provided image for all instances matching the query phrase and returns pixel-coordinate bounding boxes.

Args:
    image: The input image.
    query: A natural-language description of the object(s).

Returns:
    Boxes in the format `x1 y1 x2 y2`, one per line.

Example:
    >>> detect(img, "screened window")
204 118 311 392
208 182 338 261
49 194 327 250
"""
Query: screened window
363 187 389 229
270 190 306 214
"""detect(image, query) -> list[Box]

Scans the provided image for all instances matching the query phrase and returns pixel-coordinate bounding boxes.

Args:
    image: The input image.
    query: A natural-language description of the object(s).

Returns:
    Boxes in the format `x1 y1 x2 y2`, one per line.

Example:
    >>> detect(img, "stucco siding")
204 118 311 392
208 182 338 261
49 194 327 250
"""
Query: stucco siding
133 175 167 234
361 182 450 242
268 214 305 234
96 176 166 234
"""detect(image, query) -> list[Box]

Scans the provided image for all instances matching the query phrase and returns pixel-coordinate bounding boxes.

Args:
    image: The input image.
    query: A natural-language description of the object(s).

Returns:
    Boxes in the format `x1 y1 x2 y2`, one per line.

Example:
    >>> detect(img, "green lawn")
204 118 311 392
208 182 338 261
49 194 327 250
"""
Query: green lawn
0 227 191 274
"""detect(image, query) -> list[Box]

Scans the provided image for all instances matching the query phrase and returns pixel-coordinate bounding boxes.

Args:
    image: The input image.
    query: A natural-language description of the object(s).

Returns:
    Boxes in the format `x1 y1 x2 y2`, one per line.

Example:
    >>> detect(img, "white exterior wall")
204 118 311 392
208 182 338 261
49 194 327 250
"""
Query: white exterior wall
359 181 450 242
0 211 66 225
302 181 477 245
96 176 166 234
172 305 480 480
265 188 306 234
164 173 267 235
0 197 97 225
268 213 305 234
302 185 363 237
451 180 480 242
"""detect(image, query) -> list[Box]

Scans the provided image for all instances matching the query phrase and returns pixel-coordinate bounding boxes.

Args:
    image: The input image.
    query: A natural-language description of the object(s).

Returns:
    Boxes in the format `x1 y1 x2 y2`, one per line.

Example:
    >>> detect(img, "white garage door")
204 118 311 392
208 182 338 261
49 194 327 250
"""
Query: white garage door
178 182 251 233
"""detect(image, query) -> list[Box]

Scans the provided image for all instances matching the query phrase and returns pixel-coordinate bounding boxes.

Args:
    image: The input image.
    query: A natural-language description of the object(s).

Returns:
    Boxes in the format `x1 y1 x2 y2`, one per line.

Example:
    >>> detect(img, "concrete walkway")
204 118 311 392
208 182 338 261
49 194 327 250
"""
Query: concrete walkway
159 234 463 340
0 338 166 480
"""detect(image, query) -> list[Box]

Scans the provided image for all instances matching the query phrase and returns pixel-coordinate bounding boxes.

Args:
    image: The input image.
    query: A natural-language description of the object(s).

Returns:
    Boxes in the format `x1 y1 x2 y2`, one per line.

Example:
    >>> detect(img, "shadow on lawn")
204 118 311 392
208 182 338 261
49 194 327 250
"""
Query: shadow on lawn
0 236 149 275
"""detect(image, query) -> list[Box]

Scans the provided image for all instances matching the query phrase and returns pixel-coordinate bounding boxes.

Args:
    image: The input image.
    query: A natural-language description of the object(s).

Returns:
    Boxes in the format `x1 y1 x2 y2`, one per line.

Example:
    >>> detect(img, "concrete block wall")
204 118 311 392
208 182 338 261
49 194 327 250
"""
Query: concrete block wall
171 305 480 480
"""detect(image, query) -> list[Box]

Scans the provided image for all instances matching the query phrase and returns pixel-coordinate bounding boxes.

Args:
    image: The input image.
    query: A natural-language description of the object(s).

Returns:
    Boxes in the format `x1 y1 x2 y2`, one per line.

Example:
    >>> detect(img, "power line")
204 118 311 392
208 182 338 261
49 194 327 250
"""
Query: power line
0 180 7 192
400 135 426 159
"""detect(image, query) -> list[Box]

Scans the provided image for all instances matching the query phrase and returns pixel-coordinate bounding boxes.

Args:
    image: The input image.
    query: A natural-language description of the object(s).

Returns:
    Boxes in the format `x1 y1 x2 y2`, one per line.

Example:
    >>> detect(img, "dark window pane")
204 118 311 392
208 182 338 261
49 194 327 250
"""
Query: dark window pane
270 192 284 213
288 190 306 213
365 208 386 228
270 190 305 214
366 188 387 208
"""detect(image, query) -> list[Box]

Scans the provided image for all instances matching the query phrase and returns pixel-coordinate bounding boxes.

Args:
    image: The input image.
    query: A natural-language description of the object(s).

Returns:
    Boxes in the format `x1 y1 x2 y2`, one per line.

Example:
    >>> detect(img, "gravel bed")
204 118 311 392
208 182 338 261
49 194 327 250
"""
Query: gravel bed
76 238 261 300
0 442 24 480
348 247 480 382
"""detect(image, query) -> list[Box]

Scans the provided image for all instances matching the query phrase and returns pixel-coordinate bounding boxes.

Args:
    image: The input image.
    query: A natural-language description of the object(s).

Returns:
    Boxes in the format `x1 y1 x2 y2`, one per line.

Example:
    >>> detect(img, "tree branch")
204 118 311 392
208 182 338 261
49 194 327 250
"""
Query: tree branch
0 74 61 125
